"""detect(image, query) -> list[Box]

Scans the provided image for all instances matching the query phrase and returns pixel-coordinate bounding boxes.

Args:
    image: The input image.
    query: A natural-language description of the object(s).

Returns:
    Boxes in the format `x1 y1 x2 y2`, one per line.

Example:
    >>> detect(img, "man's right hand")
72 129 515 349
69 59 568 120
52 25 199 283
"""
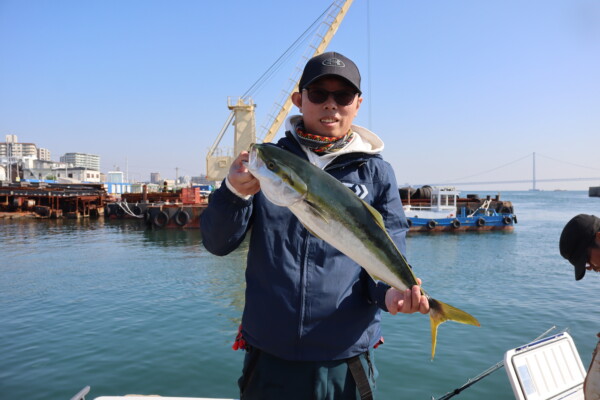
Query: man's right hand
228 151 260 196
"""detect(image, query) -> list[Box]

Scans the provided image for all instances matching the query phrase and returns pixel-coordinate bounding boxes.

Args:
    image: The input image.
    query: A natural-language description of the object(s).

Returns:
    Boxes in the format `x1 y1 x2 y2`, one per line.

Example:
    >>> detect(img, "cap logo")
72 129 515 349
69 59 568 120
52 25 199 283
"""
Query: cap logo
322 58 345 68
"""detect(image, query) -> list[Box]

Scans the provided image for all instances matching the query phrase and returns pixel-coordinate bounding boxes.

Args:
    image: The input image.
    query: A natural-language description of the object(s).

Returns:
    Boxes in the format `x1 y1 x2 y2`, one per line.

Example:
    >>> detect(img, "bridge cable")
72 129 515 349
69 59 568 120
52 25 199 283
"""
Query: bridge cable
438 153 532 184
536 153 600 171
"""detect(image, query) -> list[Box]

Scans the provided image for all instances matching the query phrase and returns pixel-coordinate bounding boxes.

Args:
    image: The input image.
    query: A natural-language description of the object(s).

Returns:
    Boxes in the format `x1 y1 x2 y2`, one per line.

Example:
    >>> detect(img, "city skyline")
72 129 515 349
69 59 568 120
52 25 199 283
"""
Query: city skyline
0 134 190 183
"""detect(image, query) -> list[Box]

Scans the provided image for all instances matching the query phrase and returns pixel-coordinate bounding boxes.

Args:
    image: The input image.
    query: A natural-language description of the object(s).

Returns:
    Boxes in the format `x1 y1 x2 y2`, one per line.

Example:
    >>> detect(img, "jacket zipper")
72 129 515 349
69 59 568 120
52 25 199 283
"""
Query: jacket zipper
297 228 310 351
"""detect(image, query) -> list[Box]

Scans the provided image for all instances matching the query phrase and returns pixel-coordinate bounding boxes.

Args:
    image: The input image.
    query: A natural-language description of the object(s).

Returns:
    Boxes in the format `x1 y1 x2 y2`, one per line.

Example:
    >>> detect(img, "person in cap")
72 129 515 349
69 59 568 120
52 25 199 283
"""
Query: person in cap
560 214 600 280
201 51 428 399
559 214 600 399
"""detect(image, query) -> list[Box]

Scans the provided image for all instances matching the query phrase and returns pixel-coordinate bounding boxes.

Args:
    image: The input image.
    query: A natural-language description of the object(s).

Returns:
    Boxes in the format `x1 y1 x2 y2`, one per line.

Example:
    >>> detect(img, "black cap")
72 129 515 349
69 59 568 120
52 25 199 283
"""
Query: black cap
559 214 600 280
298 51 361 94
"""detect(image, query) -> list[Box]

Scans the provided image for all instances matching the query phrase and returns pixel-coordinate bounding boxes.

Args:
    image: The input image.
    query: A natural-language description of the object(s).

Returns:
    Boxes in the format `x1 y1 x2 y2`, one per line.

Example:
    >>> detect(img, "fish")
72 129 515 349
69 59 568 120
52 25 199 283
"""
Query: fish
244 143 480 359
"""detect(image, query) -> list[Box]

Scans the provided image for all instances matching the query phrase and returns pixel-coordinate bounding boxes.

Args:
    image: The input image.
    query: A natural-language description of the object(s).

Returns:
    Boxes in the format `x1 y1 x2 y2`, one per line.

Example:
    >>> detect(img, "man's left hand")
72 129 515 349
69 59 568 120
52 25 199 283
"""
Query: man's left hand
385 279 430 315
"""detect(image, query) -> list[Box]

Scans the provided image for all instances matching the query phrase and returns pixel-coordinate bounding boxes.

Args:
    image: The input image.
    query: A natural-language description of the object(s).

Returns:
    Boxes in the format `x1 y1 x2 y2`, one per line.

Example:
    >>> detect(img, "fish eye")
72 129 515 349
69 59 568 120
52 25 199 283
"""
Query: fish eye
267 162 275 170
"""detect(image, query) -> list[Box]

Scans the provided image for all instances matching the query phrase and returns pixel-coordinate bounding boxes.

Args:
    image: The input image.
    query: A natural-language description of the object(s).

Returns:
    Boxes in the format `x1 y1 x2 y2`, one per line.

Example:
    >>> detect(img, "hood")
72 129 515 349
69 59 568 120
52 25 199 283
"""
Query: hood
285 115 384 169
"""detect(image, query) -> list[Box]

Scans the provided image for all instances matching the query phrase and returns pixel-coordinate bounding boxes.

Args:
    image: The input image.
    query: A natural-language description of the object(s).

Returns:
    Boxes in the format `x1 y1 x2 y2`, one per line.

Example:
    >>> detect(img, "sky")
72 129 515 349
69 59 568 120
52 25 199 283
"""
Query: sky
1 0 599 191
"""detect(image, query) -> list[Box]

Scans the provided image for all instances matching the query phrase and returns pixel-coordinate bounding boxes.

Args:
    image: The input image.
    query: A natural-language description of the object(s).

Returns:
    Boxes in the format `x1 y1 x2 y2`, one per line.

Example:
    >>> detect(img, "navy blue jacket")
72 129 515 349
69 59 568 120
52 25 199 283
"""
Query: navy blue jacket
201 135 409 361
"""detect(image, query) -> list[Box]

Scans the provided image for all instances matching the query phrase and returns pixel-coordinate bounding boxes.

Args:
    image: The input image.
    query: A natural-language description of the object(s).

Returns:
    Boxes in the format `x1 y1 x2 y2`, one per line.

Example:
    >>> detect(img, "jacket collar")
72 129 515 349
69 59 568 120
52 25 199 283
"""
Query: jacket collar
277 130 381 171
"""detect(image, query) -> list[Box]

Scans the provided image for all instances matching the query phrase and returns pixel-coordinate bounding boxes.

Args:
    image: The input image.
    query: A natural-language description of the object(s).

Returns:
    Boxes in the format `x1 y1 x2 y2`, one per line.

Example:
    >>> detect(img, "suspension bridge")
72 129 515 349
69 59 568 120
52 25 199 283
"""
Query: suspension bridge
420 152 600 190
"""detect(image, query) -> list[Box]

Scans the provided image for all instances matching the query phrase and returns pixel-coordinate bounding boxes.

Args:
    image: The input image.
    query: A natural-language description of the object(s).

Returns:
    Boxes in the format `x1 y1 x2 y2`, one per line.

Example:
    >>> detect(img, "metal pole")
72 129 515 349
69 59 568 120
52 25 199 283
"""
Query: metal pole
432 326 557 400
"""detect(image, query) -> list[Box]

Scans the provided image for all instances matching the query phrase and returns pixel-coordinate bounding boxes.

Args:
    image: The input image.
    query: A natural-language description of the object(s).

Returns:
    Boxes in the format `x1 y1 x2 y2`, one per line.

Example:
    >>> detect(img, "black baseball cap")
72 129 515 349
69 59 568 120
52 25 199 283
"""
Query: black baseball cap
298 51 361 94
559 214 600 280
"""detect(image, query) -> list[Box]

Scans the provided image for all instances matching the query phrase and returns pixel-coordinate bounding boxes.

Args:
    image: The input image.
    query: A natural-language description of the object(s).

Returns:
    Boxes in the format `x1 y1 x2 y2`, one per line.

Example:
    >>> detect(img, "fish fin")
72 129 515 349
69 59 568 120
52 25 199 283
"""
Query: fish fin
428 298 480 360
300 200 328 240
281 165 308 196
305 200 328 223
362 200 386 231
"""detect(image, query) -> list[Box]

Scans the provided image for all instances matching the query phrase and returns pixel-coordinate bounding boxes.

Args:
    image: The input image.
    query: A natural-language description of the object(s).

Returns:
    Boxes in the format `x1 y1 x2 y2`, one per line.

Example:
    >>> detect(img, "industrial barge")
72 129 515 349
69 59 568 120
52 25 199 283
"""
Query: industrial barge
0 181 106 219
104 186 209 229
400 186 517 232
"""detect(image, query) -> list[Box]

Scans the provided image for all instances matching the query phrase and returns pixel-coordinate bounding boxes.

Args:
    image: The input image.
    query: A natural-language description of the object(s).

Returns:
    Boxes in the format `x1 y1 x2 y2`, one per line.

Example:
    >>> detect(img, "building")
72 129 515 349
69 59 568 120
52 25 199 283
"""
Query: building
54 166 101 183
191 175 211 185
150 172 162 184
1 135 38 159
60 152 100 171
19 159 101 183
37 148 51 161
106 170 124 183
177 175 191 186
104 183 132 195
1 135 39 182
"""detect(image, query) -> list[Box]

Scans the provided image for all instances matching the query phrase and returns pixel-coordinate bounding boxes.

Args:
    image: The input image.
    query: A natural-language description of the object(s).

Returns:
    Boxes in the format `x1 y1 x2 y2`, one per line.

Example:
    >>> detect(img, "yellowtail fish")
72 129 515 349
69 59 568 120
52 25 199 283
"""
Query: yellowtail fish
245 143 480 358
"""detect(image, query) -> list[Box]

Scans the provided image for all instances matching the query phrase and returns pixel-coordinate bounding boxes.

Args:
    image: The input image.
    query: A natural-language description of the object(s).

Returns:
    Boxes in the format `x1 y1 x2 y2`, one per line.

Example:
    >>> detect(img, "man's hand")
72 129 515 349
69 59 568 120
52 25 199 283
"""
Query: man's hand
228 151 260 196
385 278 430 315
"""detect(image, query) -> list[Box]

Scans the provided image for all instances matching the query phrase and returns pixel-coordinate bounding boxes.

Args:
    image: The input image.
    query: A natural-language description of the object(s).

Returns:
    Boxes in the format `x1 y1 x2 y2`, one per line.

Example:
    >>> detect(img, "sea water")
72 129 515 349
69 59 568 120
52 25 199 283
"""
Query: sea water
0 191 598 400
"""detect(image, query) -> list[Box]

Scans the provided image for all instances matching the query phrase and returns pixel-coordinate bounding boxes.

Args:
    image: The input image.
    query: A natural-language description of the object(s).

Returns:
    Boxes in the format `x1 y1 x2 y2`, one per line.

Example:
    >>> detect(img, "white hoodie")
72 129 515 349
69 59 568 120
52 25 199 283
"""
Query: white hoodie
285 114 384 170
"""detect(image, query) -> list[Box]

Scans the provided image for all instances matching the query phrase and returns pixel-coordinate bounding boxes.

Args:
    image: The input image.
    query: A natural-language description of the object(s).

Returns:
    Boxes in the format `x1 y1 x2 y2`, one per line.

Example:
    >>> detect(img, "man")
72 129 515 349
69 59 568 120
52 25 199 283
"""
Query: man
201 51 429 399
559 214 600 400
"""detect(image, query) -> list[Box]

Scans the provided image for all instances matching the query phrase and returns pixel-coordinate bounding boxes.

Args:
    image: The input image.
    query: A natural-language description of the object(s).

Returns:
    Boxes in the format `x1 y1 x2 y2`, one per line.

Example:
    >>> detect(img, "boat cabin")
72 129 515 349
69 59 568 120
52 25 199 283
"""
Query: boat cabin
403 187 459 219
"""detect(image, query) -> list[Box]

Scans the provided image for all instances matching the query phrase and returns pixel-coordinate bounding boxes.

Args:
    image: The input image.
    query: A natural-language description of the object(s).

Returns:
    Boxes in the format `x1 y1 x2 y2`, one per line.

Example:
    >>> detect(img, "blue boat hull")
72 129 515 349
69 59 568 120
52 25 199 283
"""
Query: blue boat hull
407 213 516 232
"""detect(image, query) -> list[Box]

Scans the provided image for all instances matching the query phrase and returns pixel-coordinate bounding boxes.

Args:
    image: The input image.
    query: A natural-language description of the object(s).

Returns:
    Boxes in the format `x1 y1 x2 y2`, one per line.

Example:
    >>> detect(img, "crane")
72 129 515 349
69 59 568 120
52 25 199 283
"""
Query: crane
206 0 354 182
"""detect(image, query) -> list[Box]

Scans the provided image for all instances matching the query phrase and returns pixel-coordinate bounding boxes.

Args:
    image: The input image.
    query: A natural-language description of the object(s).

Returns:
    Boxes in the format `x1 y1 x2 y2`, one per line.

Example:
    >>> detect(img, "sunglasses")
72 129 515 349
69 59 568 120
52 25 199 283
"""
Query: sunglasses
304 88 358 106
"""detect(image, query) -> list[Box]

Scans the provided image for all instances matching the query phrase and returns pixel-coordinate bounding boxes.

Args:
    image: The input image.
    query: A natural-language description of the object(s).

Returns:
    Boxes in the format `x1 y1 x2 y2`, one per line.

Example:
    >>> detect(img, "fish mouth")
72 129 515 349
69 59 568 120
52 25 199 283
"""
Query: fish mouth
245 143 262 174
248 144 257 166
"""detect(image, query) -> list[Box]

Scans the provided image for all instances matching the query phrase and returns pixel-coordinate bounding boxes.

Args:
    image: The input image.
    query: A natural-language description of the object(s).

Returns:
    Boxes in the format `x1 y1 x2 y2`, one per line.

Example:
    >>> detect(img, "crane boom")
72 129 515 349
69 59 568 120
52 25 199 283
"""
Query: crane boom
261 0 354 143
206 0 354 182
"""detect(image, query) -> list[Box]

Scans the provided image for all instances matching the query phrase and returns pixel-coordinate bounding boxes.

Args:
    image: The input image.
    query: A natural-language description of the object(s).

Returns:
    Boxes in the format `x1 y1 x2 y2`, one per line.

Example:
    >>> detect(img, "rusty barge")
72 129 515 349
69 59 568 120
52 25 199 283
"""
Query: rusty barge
104 186 208 229
0 181 106 219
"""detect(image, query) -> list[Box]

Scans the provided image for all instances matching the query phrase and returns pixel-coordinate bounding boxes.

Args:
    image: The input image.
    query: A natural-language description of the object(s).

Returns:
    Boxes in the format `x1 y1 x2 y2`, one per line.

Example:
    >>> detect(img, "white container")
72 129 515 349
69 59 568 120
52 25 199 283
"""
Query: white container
504 332 586 400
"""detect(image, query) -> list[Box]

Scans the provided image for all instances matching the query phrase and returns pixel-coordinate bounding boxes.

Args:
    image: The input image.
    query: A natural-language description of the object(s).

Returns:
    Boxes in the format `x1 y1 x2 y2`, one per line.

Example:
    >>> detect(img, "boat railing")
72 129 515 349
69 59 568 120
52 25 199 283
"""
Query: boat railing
466 199 493 218
404 204 455 212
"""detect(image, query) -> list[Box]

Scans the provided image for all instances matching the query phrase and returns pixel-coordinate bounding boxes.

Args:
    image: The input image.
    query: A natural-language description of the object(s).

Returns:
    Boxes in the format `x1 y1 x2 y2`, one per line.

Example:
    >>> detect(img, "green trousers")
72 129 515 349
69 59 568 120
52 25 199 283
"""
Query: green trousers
238 347 378 400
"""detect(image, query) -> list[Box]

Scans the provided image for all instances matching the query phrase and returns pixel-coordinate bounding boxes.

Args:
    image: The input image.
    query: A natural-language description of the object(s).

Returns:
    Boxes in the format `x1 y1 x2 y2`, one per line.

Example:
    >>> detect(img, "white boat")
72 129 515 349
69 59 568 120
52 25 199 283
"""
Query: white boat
73 331 585 400
70 389 235 400
95 397 235 400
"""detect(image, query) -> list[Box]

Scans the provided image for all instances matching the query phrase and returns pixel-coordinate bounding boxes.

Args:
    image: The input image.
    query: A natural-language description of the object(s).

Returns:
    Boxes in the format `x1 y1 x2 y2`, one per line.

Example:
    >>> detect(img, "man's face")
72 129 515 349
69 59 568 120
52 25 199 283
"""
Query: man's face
587 232 600 273
292 77 362 138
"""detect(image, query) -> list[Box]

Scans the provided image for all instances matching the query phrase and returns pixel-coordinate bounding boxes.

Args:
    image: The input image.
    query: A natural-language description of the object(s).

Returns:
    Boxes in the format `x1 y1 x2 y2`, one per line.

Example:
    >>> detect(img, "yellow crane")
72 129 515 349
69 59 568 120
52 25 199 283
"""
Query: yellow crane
206 0 354 182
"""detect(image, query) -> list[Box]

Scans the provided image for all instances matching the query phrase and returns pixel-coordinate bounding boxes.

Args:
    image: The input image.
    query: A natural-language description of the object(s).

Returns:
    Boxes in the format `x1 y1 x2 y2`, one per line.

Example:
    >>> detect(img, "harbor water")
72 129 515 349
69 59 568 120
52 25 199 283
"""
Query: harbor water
1 190 599 399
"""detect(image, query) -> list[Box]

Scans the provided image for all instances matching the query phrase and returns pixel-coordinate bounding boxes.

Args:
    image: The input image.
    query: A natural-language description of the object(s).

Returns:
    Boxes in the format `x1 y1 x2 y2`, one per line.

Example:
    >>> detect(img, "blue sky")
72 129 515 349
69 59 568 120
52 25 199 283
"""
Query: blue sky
1 0 599 190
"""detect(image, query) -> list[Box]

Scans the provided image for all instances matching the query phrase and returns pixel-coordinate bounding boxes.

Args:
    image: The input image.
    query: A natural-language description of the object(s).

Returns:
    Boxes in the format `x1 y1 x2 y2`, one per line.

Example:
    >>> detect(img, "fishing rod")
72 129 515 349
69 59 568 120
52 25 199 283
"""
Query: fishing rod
431 326 558 400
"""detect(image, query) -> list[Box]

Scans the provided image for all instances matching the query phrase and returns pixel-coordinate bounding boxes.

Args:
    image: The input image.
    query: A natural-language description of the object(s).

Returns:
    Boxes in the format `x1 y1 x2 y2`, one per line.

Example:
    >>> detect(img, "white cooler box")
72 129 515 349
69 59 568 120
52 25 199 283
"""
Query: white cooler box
504 332 586 400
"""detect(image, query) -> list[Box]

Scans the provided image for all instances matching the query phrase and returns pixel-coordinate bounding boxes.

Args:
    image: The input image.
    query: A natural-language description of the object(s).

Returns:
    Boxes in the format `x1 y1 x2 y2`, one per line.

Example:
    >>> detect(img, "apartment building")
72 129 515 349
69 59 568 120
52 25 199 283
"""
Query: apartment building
60 152 100 171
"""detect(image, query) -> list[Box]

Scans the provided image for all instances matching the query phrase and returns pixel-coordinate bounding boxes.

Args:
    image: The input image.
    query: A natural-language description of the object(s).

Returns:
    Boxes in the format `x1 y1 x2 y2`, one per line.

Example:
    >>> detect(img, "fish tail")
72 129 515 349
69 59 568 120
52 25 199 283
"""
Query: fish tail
428 298 480 359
